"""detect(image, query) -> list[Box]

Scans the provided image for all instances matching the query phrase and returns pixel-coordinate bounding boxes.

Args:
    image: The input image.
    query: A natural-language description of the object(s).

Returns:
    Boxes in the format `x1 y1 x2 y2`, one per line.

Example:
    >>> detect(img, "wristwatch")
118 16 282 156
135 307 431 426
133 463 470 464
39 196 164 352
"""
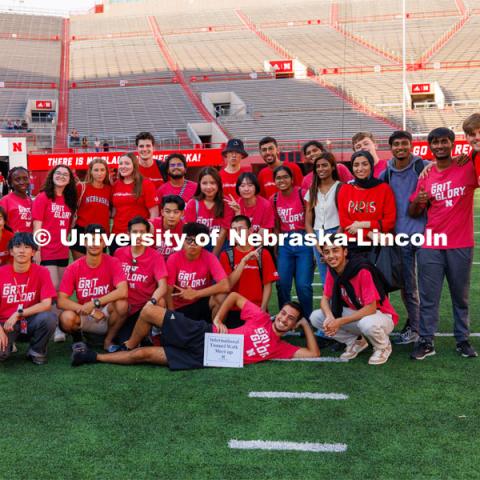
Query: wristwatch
93 298 101 309
149 298 157 305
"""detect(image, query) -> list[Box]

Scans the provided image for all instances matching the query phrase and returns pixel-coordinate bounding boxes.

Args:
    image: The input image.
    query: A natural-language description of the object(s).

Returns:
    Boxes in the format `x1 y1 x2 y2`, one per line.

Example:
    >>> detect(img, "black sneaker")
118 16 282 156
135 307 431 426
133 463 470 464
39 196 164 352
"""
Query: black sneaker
456 340 478 358
410 339 436 360
394 326 419 345
71 349 98 367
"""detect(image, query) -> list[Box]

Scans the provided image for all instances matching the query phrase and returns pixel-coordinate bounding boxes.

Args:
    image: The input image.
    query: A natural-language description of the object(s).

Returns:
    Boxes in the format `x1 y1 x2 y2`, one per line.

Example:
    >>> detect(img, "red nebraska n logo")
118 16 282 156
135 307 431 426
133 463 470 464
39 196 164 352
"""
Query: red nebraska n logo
13 142 23 152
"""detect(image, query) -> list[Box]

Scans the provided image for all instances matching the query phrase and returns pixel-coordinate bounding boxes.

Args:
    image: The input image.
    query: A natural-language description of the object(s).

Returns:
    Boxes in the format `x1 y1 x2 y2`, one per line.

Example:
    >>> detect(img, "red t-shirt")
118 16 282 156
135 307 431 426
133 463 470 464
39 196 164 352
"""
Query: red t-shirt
0 192 33 232
112 179 158 234
270 187 306 232
139 162 164 190
409 161 478 249
150 217 184 259
0 229 13 266
324 268 398 325
212 301 299 364
114 246 167 314
301 164 353 192
166 249 227 309
220 247 279 308
0 263 57 324
184 199 234 232
59 255 126 305
219 165 252 199
238 196 275 232
32 192 73 261
76 183 112 232
374 159 388 178
258 162 303 199
157 180 197 206
337 183 396 238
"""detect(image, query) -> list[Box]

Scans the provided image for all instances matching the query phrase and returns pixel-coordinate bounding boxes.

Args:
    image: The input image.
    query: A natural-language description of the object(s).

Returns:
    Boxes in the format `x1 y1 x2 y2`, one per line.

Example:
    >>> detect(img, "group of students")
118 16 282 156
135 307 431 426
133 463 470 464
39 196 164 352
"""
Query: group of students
0 113 479 370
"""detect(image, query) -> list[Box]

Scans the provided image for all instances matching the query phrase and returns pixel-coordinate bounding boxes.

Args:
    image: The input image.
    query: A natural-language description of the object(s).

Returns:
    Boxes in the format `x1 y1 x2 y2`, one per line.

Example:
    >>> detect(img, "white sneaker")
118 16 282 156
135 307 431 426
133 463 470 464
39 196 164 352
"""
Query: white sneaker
11 342 18 353
368 343 392 365
54 326 66 343
340 337 369 360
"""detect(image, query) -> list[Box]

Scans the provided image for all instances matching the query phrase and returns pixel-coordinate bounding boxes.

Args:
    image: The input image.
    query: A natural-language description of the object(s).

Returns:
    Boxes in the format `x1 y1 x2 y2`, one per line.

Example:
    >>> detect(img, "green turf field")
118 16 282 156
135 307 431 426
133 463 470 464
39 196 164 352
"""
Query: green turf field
1 195 480 480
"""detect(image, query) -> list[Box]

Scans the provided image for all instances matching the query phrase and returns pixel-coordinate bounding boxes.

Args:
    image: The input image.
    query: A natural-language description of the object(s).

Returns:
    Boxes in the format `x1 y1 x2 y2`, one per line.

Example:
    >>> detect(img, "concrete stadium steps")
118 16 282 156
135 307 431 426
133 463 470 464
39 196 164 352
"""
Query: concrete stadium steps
0 12 62 37
68 84 203 141
163 30 280 76
0 89 58 120
69 36 172 82
192 78 394 141
266 25 394 71
0 39 61 83
70 15 150 37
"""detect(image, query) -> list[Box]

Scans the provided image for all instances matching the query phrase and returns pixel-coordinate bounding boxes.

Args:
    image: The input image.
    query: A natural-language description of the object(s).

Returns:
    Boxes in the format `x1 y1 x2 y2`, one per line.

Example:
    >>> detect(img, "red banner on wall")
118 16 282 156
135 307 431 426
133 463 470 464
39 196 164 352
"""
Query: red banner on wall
412 140 471 160
411 83 431 94
28 149 223 171
269 60 293 73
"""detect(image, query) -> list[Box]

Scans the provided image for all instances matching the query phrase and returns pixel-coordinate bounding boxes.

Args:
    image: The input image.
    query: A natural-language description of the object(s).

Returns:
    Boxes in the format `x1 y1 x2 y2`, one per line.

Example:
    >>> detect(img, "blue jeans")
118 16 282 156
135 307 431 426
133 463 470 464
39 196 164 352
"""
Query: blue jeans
277 232 314 319
399 243 420 332
313 227 339 285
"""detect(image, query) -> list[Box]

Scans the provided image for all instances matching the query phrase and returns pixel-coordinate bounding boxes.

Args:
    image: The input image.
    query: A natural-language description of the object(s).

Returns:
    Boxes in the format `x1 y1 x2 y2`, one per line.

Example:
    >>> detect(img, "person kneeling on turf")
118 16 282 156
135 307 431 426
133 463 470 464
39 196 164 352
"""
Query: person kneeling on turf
71 292 320 369
57 224 128 352
0 232 57 365
310 240 398 365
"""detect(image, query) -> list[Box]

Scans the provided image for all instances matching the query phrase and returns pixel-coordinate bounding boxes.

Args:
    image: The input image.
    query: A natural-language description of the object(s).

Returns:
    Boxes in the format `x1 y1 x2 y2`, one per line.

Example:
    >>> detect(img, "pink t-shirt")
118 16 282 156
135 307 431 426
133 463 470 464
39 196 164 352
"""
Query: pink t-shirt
239 196 275 232
114 246 167 314
0 192 33 232
212 301 299 364
270 187 305 232
409 161 478 249
184 199 234 232
0 263 56 324
166 249 227 309
151 217 184 259
59 255 126 305
258 162 303 199
32 192 72 261
157 180 197 206
301 164 353 192
324 268 398 324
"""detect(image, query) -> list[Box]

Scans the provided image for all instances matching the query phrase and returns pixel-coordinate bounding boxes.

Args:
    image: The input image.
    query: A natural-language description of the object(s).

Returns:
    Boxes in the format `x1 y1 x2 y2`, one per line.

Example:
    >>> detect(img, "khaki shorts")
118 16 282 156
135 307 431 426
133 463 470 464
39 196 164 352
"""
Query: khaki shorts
80 306 110 335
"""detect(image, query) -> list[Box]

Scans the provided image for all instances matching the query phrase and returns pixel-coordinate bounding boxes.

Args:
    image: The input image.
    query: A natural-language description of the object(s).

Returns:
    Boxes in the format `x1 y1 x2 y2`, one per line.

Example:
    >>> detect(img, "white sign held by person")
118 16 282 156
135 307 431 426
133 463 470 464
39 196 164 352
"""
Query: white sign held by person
203 333 244 368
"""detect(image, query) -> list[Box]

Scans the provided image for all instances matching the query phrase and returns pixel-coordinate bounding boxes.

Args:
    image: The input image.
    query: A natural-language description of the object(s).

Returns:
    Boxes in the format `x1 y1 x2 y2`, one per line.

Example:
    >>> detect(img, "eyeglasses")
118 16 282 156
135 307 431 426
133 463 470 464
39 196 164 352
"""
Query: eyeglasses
54 172 70 179
169 163 185 168
185 237 197 245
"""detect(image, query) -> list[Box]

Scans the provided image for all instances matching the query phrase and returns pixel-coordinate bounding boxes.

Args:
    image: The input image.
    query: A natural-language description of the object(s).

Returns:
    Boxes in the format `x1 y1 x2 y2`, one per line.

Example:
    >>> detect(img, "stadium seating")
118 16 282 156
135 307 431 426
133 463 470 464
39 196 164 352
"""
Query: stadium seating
192 79 394 141
0 39 60 83
164 31 279 76
69 37 173 81
0 88 58 120
70 14 150 37
68 84 203 144
0 12 62 37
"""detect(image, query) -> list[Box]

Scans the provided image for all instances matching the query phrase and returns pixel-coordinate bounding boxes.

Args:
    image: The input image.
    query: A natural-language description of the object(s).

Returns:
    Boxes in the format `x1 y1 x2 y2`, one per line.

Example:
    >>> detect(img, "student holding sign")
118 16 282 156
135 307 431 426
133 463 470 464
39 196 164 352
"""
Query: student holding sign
71 292 320 369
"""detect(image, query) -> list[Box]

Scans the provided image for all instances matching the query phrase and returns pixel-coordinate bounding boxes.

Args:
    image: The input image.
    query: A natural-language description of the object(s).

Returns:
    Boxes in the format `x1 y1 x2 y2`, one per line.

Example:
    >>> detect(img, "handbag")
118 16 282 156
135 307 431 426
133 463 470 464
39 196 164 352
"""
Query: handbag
367 245 404 293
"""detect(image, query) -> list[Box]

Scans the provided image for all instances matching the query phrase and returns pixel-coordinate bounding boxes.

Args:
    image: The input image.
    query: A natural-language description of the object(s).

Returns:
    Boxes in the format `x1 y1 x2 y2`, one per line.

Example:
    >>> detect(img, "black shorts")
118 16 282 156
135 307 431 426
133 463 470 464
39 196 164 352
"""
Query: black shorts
162 309 212 370
70 225 87 254
224 310 244 329
176 297 211 322
116 310 141 344
41 258 69 267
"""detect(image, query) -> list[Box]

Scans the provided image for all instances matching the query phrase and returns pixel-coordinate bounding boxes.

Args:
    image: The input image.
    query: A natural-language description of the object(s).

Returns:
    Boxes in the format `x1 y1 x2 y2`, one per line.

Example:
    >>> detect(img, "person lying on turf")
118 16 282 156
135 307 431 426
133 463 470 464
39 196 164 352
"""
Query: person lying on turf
71 292 320 369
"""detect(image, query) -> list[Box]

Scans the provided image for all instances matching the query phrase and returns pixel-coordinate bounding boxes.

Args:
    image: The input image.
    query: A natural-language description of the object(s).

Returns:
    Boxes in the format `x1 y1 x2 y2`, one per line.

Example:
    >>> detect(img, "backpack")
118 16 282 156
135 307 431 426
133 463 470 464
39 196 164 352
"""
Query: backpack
383 159 424 184
225 246 263 283
155 159 168 182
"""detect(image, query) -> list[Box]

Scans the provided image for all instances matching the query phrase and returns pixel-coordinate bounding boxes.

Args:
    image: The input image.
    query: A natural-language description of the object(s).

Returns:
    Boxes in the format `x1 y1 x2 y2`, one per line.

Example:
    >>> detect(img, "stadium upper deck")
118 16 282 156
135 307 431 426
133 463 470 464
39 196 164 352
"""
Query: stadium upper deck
0 0 478 151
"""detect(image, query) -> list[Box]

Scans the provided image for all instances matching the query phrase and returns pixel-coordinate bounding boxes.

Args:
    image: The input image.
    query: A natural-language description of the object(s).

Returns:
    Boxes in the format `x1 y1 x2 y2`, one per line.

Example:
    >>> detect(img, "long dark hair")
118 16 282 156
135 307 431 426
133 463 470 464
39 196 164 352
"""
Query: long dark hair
42 164 77 213
308 152 339 210
194 167 224 218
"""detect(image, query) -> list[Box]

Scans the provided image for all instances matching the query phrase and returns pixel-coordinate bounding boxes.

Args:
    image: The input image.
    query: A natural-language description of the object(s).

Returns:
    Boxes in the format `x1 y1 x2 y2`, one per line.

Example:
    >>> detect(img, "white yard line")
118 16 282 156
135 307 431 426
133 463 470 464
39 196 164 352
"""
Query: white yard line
248 392 348 400
229 439 347 452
